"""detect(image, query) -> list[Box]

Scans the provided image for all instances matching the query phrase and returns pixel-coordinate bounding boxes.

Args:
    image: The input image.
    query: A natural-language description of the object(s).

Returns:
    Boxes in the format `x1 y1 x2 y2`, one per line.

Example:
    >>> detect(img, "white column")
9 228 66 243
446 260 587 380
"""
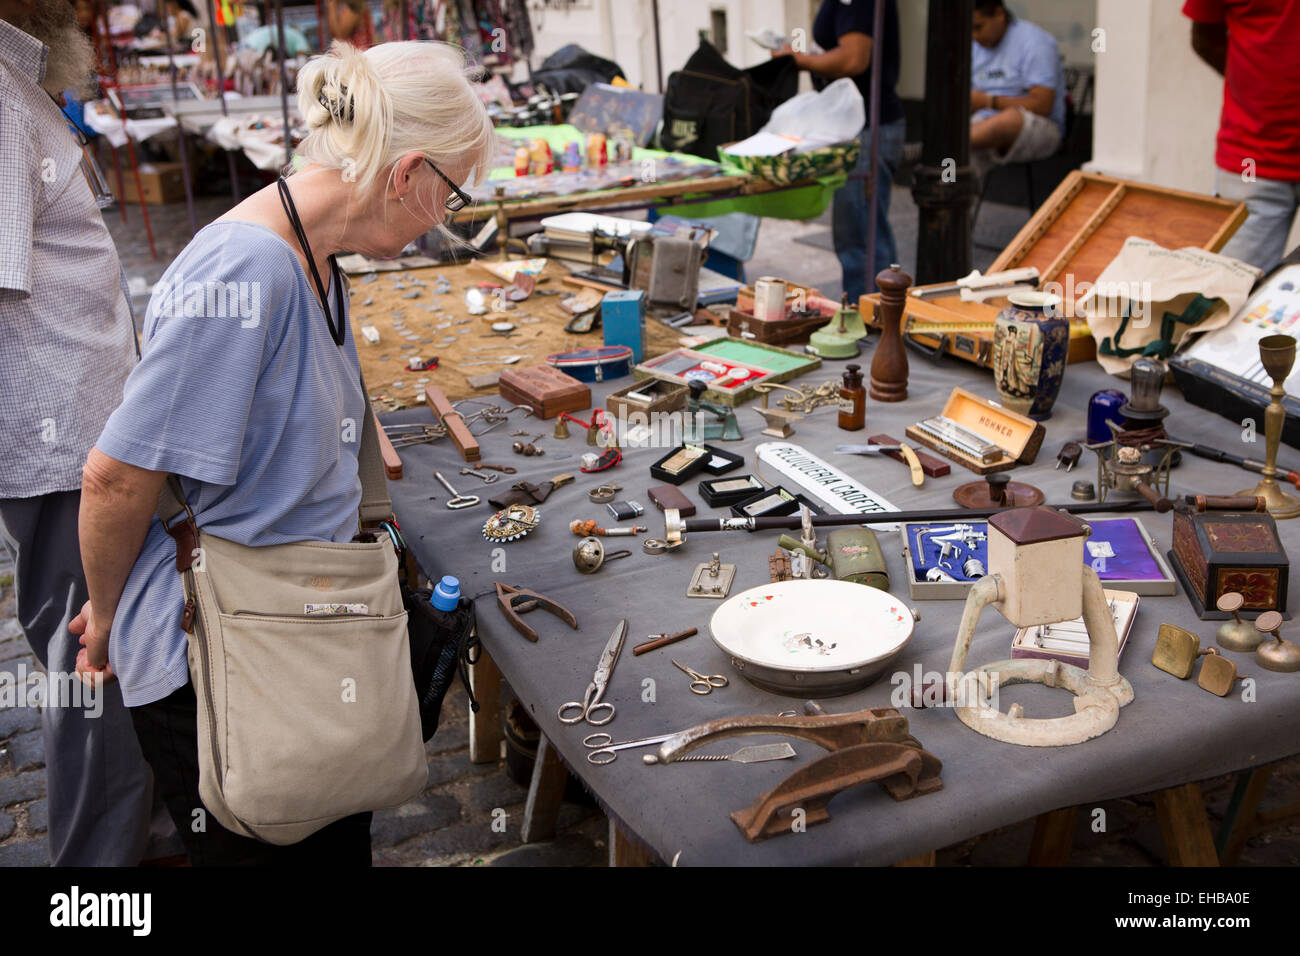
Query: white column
1086 0 1222 193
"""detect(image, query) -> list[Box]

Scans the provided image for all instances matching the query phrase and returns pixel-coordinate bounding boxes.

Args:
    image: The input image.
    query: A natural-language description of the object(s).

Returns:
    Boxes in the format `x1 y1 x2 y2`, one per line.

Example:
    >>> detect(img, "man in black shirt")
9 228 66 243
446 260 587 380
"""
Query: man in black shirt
775 0 904 299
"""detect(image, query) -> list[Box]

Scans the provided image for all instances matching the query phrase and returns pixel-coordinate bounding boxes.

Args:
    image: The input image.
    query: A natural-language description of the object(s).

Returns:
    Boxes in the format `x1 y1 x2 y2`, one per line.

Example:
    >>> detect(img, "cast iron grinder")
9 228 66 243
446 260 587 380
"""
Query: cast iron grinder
946 506 1134 747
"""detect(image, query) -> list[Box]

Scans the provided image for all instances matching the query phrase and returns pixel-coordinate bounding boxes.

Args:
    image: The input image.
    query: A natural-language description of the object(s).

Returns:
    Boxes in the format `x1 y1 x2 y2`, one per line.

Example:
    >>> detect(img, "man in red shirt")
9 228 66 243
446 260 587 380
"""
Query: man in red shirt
1185 0 1300 272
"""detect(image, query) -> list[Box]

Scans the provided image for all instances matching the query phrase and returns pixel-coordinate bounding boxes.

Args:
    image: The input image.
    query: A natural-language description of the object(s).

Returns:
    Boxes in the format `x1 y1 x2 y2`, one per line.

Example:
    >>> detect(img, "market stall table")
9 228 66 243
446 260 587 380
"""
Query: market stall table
451 124 845 227
381 349 1300 866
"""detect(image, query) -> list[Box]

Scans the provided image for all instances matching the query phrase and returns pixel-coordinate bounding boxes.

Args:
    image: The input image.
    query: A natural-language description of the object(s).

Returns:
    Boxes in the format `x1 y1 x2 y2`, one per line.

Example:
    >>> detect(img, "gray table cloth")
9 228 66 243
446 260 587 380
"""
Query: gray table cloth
383 346 1300 866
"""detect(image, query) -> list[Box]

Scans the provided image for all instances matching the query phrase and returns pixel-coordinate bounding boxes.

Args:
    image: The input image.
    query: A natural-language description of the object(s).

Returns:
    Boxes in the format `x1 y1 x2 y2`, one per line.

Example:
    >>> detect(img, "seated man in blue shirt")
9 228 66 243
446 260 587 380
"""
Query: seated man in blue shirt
969 0 1066 180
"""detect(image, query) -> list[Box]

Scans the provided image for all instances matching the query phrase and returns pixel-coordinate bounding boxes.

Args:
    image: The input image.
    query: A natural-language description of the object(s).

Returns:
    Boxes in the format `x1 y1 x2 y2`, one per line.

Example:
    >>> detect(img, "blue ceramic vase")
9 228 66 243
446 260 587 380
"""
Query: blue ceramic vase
992 291 1069 421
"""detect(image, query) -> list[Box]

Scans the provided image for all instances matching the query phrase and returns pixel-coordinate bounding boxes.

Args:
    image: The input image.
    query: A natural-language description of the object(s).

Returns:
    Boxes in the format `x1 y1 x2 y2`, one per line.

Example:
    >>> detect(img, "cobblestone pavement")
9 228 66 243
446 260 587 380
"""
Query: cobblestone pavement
1 189 1297 867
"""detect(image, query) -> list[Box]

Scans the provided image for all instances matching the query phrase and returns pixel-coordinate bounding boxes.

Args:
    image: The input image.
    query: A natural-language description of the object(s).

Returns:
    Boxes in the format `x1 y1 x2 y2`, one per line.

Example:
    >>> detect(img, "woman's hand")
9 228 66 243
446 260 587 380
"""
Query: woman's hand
771 43 795 58
70 599 117 686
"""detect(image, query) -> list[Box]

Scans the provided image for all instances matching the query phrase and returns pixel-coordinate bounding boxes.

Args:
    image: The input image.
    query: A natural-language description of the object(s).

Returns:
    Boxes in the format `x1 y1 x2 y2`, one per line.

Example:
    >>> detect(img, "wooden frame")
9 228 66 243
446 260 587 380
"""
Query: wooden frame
862 171 1248 369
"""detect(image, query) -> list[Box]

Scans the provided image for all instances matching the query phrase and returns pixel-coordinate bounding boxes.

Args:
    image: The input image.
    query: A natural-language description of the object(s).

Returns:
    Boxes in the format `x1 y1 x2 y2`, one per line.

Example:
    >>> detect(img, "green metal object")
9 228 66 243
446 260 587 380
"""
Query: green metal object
807 296 868 359
777 527 888 590
682 380 743 441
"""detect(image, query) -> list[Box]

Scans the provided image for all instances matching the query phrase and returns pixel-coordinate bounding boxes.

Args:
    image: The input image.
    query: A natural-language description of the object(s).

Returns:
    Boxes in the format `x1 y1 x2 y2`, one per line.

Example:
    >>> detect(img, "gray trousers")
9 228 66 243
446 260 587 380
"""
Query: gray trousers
0 490 180 865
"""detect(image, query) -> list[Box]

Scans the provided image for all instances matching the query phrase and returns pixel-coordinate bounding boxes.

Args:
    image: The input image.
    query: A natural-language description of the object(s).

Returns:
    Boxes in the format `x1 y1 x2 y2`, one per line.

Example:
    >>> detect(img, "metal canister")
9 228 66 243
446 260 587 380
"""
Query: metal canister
753 276 787 321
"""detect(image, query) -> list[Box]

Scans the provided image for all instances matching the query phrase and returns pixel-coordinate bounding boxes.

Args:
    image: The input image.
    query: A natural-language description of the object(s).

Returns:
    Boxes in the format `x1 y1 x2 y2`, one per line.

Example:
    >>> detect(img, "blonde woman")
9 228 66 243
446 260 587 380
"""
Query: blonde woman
72 41 494 865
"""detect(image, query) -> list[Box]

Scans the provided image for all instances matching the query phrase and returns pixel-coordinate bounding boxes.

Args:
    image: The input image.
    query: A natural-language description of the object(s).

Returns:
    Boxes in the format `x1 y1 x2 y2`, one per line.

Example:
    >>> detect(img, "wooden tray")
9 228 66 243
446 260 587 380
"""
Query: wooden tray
633 337 821 406
861 171 1247 369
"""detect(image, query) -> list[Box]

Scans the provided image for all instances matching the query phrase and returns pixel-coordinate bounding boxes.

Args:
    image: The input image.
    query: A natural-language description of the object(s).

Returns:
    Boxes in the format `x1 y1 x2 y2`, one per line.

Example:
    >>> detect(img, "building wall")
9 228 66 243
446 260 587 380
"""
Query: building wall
1086 0 1223 194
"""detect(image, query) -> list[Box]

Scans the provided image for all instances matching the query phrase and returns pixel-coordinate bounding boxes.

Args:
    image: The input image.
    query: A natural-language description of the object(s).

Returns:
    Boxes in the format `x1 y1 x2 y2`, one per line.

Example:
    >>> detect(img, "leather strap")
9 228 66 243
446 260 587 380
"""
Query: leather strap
157 369 392 542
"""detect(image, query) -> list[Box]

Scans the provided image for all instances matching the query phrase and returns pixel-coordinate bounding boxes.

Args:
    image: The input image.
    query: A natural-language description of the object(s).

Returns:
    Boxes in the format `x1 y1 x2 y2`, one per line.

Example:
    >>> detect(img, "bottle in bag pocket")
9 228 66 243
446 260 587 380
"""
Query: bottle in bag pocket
407 575 479 741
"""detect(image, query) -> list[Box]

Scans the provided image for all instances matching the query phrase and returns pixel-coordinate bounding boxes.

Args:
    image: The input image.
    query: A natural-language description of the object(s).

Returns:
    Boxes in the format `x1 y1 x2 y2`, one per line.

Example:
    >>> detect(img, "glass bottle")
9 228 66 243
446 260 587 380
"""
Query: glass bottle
839 364 866 430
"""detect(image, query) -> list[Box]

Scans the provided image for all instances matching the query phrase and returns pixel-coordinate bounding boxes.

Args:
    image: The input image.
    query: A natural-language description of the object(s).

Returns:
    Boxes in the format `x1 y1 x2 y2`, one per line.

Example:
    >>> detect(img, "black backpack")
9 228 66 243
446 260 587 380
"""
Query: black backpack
660 41 798 159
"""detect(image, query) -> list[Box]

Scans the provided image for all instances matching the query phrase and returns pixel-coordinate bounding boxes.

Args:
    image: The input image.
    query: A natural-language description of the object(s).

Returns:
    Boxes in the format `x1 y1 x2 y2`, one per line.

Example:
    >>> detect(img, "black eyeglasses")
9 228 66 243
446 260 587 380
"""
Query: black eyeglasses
424 158 472 212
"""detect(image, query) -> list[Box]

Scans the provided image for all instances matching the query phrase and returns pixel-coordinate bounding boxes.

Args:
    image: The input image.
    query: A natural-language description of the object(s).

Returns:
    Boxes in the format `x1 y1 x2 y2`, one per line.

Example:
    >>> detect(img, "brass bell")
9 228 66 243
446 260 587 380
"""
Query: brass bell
554 416 570 440
1254 611 1300 673
1215 592 1261 652
572 536 630 574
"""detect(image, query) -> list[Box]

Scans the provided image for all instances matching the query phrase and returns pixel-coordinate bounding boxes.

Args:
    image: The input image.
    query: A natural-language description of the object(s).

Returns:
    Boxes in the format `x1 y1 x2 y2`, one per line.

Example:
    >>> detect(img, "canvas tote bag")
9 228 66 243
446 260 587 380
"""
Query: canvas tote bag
155 388 426 845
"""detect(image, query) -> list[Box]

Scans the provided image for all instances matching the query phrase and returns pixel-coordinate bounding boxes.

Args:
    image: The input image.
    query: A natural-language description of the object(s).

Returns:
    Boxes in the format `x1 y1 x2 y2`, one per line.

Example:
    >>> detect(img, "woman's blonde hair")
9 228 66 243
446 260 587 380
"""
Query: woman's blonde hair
295 41 496 207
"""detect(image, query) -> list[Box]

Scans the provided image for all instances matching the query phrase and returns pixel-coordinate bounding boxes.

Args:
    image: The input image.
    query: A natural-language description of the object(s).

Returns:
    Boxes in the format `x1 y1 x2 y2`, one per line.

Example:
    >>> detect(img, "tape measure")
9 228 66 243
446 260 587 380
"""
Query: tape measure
903 319 996 336
904 318 1092 337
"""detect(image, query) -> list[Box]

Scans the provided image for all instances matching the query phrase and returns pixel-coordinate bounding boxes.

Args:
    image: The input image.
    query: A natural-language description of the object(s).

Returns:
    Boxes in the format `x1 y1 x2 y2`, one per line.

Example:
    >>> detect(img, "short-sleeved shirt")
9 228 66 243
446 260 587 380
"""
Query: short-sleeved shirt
971 17 1066 135
96 221 367 707
812 0 903 126
0 19 137 499
1183 0 1300 181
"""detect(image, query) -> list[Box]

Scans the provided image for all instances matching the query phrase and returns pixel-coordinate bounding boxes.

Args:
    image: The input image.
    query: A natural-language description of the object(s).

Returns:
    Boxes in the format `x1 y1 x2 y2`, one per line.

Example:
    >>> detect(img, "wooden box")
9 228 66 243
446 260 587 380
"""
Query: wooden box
605 378 687 418
726 306 830 346
861 171 1246 369
904 386 1045 474
498 364 590 419
633 337 821 406
1168 511 1289 620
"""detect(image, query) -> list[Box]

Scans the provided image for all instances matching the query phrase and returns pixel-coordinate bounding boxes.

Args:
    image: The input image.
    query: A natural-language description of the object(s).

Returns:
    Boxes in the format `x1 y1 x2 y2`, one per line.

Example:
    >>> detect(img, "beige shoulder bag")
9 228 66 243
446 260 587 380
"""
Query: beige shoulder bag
155 389 426 845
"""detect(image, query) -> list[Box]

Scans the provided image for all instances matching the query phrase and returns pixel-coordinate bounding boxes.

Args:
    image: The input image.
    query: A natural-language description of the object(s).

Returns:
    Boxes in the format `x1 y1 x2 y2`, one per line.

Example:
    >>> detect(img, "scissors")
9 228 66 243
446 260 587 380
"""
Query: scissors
583 730 673 765
672 659 728 695
558 619 627 726
583 711 797 764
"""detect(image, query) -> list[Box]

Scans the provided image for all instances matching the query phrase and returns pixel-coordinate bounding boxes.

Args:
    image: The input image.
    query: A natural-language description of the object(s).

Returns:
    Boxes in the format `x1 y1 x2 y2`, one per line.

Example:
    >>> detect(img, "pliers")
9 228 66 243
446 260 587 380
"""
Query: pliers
495 582 579 643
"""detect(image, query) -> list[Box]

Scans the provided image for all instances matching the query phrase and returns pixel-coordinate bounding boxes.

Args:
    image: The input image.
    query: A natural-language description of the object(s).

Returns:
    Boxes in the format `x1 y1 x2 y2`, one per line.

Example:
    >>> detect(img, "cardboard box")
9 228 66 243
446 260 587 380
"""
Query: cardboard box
904 386 1045 474
112 162 188 205
1011 589 1139 667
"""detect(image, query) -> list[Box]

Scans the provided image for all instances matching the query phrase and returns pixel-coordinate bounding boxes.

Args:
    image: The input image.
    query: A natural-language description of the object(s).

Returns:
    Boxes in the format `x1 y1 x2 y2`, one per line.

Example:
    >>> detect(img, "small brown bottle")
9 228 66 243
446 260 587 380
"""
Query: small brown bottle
839 364 866 430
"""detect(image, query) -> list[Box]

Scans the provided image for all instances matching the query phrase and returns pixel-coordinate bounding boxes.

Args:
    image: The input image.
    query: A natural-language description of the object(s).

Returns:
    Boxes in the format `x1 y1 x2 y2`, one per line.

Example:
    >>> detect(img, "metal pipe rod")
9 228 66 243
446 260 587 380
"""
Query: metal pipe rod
675 499 1157 538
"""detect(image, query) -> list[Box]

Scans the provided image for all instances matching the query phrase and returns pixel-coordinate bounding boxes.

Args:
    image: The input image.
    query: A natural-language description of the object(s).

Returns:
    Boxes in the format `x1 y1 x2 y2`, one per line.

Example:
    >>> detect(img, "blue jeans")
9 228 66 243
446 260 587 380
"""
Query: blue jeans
1215 168 1300 273
832 117 907 300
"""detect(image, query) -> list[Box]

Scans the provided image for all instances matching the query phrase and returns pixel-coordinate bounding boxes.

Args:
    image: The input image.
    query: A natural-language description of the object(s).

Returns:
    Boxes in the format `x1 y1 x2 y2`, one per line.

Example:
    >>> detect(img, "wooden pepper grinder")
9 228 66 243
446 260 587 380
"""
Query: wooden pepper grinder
870 263 912 402
838 364 866 430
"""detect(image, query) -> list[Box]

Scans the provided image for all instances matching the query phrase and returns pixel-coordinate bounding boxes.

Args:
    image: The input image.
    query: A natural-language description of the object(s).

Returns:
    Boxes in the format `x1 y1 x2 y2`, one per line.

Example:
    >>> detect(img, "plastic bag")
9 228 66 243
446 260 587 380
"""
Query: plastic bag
760 78 865 153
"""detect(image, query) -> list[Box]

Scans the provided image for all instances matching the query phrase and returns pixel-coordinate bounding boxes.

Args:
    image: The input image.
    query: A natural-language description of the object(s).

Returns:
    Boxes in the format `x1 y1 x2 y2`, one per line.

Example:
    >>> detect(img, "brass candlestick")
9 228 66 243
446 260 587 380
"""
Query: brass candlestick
1236 335 1300 519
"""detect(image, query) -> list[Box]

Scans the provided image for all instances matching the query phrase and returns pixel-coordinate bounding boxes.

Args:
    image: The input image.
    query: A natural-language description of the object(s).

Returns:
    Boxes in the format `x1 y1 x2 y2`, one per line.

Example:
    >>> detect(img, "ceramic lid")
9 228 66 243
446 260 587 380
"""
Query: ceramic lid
989 505 1087 544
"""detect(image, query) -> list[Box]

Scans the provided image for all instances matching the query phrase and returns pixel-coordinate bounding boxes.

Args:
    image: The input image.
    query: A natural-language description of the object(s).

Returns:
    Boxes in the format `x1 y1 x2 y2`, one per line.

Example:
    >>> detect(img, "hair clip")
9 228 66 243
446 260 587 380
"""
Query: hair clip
317 83 354 122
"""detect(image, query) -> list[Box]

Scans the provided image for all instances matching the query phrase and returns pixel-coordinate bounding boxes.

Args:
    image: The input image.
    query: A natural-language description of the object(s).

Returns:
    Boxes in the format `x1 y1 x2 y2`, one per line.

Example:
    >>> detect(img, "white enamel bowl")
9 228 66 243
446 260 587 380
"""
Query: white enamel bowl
709 579 917 697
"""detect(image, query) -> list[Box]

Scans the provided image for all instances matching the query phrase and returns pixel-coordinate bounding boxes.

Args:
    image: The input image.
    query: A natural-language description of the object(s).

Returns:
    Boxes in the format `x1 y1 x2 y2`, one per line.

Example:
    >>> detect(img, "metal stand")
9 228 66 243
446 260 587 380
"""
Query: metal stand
1237 334 1300 519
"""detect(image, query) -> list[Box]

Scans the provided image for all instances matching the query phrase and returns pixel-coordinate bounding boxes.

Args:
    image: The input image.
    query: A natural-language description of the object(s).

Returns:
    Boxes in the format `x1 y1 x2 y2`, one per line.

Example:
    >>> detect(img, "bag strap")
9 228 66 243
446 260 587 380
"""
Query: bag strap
156 370 393 551
357 378 393 527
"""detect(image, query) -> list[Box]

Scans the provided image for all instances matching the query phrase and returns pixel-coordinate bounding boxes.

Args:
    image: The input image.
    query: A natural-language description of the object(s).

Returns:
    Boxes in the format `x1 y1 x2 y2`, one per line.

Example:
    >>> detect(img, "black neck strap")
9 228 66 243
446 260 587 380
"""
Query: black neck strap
277 176 346 347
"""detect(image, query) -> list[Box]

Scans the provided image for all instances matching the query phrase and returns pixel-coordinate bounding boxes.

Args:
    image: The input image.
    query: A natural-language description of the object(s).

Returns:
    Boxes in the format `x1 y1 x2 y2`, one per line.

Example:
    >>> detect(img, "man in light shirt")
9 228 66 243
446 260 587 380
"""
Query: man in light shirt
968 0 1066 181
0 0 178 864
